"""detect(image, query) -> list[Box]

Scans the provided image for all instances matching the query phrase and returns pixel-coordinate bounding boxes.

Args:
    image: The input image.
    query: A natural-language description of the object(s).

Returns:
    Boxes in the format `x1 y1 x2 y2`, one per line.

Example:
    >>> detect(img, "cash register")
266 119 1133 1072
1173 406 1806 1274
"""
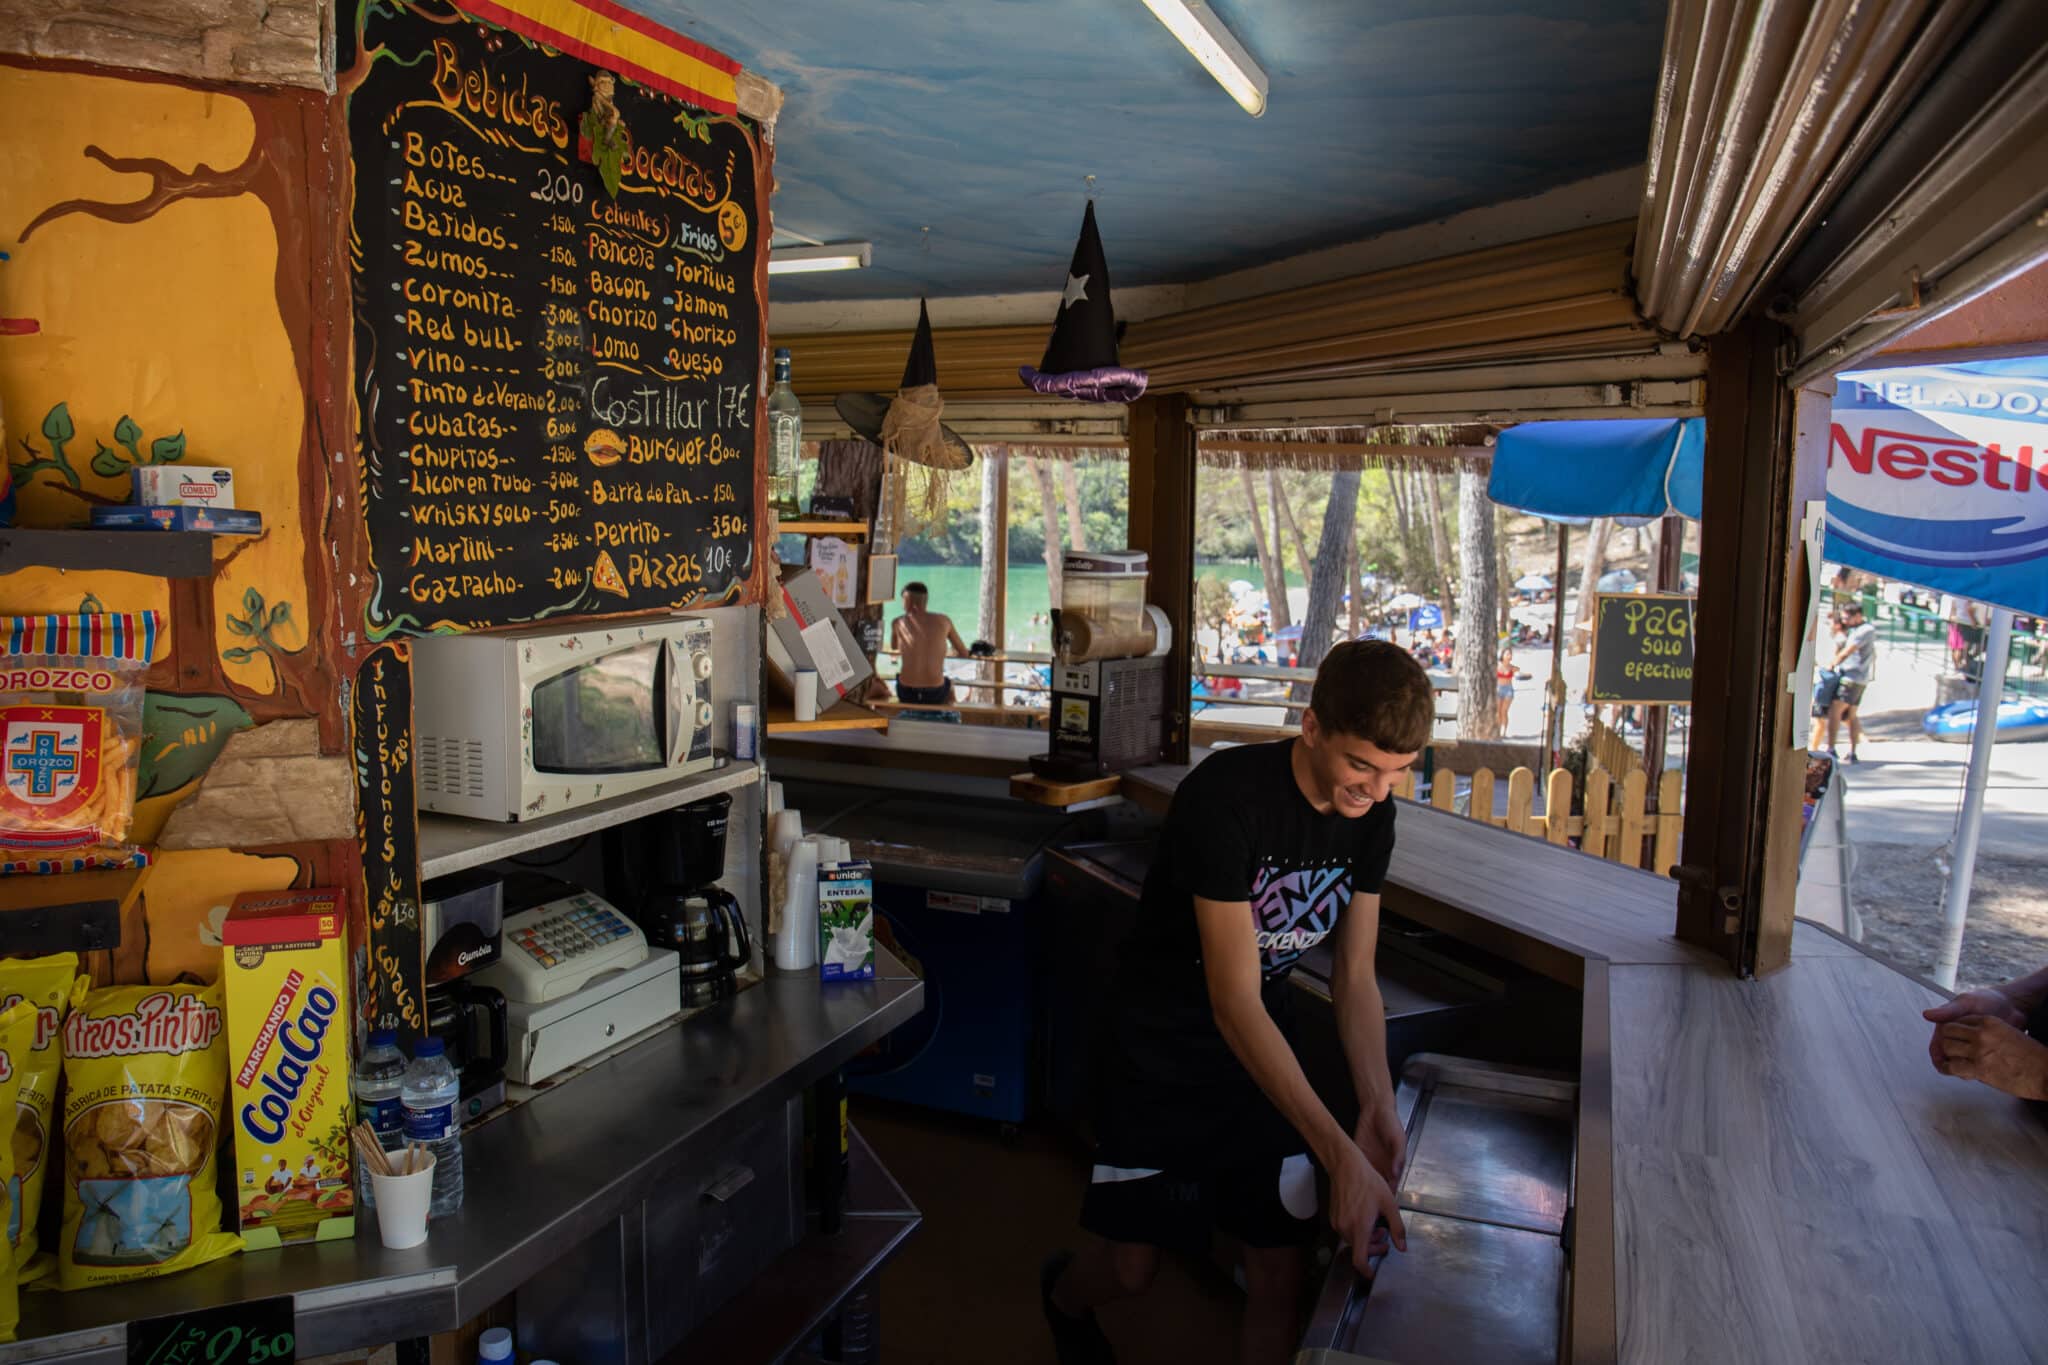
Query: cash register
472 883 682 1085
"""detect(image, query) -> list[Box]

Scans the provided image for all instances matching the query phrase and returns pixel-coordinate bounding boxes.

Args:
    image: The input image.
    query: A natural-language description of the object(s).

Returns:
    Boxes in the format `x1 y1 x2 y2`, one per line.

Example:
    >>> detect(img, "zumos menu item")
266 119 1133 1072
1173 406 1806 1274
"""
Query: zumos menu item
345 1 764 633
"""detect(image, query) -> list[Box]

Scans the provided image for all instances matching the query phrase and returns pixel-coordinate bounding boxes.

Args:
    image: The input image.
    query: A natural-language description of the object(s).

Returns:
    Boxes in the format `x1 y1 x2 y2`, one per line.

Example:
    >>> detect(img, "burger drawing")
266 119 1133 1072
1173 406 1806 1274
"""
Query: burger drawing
583 428 626 466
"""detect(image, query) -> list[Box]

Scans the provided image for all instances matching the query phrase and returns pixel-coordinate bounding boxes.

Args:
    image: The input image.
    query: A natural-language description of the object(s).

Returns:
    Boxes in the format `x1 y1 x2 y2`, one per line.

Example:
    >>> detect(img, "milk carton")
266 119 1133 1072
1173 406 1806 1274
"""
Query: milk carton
818 861 874 982
221 888 355 1249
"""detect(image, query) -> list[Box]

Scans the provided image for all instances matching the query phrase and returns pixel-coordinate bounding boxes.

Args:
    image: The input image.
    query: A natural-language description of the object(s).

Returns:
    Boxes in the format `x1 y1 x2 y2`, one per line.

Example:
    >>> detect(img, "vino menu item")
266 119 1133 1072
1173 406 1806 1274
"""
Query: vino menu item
346 1 764 633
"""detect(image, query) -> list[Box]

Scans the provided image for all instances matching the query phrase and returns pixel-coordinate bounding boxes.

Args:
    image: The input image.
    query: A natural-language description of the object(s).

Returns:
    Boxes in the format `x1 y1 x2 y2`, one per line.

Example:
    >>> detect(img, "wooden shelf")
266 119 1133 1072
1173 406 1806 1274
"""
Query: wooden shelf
1010 771 1123 809
765 698 889 734
0 868 143 956
418 761 761 880
0 527 216 578
773 520 868 538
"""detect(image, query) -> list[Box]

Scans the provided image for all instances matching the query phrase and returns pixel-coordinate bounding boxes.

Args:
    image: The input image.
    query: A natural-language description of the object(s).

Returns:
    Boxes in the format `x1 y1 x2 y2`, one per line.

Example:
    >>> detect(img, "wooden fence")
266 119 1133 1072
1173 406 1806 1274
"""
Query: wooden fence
1394 762 1684 876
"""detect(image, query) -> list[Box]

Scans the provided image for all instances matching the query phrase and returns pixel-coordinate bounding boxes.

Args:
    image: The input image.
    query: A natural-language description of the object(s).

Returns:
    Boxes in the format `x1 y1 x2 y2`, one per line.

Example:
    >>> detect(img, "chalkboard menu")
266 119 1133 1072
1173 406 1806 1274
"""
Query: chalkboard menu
352 645 424 1047
346 0 763 634
1587 592 1695 705
128 1295 294 1365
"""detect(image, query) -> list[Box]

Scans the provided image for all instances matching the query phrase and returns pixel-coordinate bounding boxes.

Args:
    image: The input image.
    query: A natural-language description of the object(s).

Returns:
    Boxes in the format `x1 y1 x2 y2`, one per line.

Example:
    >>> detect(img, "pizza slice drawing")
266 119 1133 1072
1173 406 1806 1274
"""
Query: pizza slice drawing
591 550 629 599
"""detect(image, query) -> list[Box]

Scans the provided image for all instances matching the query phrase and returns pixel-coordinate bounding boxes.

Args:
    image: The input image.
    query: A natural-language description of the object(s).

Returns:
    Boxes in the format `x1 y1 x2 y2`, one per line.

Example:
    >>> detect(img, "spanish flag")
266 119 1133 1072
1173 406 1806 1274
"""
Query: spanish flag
459 0 741 113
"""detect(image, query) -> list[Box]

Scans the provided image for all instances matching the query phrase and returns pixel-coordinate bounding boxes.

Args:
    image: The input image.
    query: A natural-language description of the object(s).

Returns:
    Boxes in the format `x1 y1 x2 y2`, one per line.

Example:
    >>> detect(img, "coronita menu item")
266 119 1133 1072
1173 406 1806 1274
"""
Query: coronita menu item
58 983 240 1289
222 889 355 1249
0 1000 32 1342
0 613 159 856
0 953 83 1281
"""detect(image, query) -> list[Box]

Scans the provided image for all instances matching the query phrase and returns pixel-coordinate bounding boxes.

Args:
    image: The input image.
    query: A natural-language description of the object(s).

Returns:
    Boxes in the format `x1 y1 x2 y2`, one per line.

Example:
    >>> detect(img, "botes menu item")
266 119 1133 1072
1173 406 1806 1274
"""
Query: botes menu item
0 953 84 1281
58 983 240 1290
222 889 355 1249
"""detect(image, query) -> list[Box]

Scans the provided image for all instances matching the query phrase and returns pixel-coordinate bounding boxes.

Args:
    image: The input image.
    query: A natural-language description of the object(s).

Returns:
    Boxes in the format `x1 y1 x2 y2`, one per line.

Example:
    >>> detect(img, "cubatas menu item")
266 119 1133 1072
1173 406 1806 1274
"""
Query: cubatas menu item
346 1 763 633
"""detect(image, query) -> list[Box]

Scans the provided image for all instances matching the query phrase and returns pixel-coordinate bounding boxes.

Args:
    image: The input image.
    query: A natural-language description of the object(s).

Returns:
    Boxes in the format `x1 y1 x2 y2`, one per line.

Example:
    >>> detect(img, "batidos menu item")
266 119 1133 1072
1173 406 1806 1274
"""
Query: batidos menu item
57 982 240 1290
0 612 158 857
345 0 764 633
0 1000 31 1341
221 889 355 1249
400 1038 464 1218
0 952 84 1281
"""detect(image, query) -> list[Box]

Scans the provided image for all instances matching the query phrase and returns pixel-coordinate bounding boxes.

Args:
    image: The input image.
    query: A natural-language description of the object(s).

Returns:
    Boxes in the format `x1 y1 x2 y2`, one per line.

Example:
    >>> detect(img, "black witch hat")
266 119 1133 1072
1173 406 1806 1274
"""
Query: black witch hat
1019 201 1148 403
834 299 973 471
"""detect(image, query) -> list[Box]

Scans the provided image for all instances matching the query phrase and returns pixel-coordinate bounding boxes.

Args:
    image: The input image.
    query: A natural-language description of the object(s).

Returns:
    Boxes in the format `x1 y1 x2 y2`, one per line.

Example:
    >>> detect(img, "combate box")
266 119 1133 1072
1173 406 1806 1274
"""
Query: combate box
819 861 874 982
221 888 355 1249
133 465 235 508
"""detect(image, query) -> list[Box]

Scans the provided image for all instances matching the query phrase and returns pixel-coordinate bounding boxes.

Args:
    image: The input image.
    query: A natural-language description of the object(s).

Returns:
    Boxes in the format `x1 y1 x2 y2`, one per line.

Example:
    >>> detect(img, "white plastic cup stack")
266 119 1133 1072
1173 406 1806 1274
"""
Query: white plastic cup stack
776 837 820 970
772 809 804 858
369 1150 437 1249
794 670 819 722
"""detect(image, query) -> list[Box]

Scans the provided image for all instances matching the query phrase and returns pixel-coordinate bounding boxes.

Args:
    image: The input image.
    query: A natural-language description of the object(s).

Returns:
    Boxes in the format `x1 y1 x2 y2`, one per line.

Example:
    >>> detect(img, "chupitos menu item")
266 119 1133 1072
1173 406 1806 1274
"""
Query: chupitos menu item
221 889 355 1250
344 0 765 634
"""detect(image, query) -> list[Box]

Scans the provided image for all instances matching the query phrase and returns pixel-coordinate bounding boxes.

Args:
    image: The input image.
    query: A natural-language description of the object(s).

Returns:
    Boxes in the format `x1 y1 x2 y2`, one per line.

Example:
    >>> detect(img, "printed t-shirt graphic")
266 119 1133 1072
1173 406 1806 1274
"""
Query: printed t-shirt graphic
1249 861 1349 973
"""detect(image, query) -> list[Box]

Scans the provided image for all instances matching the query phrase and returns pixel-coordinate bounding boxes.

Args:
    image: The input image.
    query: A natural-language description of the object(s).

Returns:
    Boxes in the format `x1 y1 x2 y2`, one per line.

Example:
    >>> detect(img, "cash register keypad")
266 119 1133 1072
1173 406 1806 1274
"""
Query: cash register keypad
511 896 635 969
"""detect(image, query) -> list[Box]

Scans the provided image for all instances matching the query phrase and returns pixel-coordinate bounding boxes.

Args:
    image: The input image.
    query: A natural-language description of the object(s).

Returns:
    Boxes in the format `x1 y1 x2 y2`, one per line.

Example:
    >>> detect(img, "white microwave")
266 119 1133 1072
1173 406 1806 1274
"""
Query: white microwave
411 616 716 822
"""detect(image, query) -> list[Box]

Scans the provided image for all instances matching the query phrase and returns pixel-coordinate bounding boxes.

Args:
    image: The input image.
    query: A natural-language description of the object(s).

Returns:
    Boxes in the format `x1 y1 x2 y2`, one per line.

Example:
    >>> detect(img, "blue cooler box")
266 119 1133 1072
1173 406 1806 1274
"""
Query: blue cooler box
813 795 1077 1124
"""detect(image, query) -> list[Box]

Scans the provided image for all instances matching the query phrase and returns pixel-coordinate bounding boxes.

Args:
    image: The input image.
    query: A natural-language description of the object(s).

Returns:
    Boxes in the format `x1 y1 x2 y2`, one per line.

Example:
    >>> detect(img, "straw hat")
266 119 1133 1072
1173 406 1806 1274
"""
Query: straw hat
833 299 973 471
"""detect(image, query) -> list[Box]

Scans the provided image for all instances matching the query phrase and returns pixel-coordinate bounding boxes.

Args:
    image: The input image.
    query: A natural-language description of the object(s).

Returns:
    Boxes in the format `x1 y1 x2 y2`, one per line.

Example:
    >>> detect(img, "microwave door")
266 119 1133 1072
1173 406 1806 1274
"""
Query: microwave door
667 637 689 766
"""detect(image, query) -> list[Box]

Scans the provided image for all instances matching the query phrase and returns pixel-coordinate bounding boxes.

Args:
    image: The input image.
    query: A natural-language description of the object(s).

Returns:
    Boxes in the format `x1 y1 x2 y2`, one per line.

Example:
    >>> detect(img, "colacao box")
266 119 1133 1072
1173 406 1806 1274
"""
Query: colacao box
134 465 235 508
819 861 874 982
90 504 263 534
221 888 355 1249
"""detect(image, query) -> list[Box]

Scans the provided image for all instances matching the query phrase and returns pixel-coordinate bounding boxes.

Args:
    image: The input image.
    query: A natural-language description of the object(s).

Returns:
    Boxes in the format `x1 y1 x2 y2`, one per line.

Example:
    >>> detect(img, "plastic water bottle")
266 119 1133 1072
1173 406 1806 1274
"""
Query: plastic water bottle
353 1029 407 1211
477 1328 513 1365
400 1037 464 1217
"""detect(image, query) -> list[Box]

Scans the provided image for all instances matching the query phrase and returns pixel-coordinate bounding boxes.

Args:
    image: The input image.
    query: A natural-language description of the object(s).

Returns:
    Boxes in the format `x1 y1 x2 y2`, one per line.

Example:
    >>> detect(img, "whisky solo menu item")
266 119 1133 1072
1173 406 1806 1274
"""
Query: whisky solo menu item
346 0 763 634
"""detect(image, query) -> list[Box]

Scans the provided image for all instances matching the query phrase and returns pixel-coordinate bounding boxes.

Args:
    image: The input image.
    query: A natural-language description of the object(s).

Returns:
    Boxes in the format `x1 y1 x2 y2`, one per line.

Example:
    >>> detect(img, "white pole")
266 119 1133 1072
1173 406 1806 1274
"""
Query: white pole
1933 606 2015 989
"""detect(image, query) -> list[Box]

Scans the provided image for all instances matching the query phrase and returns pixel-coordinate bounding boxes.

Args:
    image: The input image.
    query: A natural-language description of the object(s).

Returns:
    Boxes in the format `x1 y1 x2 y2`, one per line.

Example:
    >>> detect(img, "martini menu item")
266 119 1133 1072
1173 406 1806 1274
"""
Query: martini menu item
346 0 763 633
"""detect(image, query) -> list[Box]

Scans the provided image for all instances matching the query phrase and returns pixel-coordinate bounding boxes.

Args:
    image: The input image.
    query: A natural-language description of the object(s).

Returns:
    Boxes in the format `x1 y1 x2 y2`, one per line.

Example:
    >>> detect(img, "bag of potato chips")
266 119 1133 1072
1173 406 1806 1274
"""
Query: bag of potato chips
58 983 240 1290
0 1000 33 1341
0 955 82 1282
0 613 158 857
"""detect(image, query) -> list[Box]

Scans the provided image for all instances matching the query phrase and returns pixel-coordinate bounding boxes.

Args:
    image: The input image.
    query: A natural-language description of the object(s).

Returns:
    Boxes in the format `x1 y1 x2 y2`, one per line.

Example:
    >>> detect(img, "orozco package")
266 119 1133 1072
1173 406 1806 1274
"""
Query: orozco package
0 1000 31 1342
58 983 240 1289
0 614 159 856
0 954 82 1282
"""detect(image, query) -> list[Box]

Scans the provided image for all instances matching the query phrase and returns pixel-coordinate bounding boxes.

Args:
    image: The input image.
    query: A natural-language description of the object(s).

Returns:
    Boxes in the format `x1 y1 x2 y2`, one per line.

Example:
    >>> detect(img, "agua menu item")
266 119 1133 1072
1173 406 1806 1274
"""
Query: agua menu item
0 953 83 1280
222 889 355 1249
0 1000 32 1341
0 613 157 855
57 983 240 1289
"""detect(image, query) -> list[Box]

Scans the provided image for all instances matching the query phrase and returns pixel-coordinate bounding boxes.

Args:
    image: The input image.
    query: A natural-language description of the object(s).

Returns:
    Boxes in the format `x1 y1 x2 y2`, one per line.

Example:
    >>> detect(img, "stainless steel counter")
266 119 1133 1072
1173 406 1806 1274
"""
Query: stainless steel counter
3 951 924 1365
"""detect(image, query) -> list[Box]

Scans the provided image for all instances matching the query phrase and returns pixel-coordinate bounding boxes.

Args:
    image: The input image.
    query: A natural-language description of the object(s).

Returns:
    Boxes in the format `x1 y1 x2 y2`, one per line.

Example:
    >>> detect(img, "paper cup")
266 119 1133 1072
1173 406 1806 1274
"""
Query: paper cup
368 1151 437 1249
793 671 819 722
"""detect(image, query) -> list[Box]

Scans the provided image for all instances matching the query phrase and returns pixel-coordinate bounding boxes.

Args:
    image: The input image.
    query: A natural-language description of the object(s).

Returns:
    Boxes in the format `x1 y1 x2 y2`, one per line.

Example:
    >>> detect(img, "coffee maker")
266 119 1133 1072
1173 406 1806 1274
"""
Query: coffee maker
422 870 512 1119
604 794 750 1007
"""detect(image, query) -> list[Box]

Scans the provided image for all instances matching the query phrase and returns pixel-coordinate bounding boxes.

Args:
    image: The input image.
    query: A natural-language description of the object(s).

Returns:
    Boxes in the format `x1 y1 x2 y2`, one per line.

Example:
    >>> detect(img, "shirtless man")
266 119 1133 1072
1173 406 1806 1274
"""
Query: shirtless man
890 582 966 704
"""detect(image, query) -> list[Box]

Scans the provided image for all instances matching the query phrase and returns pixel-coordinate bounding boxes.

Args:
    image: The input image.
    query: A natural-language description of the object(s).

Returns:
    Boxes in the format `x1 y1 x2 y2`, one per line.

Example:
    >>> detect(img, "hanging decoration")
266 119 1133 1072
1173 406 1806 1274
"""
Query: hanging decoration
835 299 974 530
580 71 629 199
1019 200 1147 403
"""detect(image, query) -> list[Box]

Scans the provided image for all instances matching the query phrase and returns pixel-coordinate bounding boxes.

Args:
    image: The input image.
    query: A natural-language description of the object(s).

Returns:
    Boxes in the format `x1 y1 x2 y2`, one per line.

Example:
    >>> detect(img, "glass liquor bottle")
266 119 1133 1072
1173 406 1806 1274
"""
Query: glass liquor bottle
768 348 802 516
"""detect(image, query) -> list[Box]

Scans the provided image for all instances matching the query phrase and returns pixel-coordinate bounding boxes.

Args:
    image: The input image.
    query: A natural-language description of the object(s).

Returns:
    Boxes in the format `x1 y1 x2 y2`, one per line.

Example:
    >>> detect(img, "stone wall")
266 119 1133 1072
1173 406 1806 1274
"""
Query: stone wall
0 0 330 90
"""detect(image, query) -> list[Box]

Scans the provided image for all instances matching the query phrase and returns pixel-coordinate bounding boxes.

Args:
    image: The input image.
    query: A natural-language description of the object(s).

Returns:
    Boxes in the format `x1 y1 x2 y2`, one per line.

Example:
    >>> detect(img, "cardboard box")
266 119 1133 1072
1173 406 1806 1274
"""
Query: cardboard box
221 888 356 1249
769 567 873 716
90 504 263 534
134 465 236 508
819 861 874 982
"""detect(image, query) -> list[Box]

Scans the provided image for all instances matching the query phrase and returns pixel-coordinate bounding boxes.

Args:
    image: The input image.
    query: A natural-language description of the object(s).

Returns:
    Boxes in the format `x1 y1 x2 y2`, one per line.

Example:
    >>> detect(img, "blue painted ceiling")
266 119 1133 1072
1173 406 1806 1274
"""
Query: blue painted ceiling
635 0 1668 302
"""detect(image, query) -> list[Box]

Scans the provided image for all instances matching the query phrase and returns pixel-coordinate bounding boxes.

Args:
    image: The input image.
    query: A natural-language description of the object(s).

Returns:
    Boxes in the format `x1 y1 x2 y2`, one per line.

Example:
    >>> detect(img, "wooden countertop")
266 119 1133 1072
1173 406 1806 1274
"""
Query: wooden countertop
1121 758 2048 1364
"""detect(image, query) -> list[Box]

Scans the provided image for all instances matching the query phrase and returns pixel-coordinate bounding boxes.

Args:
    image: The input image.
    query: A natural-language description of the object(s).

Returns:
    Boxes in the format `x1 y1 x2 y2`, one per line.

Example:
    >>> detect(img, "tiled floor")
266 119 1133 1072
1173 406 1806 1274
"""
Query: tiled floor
857 1100 1245 1365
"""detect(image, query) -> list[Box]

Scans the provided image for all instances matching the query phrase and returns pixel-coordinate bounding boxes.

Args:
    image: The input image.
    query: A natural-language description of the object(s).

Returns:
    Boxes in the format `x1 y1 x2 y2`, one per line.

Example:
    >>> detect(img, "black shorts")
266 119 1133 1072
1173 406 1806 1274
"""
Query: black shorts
895 680 954 705
1079 1153 1320 1251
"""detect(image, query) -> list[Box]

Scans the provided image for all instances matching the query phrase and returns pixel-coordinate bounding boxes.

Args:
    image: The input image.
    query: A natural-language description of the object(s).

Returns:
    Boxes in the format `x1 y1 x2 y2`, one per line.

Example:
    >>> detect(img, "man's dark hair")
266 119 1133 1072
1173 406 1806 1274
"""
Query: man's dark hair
903 582 929 597
1309 640 1434 752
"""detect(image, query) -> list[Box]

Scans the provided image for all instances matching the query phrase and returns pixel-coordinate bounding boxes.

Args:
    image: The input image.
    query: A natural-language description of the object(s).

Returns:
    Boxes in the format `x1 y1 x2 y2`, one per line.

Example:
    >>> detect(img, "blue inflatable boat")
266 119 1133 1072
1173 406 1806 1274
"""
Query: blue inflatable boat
1922 697 2048 743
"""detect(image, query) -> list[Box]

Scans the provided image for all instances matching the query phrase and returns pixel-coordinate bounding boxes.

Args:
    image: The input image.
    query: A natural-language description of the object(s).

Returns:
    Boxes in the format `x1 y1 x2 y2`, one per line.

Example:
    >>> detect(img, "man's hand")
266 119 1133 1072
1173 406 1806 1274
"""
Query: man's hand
1933 1016 2048 1100
1326 1144 1405 1277
1353 1103 1406 1185
1925 990 2026 1075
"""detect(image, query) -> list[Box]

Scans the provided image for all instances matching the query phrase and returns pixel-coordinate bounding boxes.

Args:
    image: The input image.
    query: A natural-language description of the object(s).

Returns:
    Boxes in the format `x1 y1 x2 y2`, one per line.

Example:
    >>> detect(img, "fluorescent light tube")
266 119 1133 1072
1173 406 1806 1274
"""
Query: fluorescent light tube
768 243 873 275
1141 0 1268 117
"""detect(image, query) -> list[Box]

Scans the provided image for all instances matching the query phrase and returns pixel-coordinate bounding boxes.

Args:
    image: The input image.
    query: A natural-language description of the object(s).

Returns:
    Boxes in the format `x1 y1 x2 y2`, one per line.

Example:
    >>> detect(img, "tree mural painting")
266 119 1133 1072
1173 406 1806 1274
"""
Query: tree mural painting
3 62 340 724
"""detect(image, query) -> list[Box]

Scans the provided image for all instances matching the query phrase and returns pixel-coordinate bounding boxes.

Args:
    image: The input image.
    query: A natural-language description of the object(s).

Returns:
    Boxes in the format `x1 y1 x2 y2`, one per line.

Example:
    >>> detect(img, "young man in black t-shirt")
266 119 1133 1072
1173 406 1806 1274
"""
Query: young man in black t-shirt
1043 640 1434 1365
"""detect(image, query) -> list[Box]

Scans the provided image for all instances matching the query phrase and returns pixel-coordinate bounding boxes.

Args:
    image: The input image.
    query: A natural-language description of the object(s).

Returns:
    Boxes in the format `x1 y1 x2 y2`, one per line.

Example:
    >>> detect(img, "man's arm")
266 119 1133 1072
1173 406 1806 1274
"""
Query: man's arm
1331 891 1402 1180
947 622 969 656
1195 896 1405 1269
